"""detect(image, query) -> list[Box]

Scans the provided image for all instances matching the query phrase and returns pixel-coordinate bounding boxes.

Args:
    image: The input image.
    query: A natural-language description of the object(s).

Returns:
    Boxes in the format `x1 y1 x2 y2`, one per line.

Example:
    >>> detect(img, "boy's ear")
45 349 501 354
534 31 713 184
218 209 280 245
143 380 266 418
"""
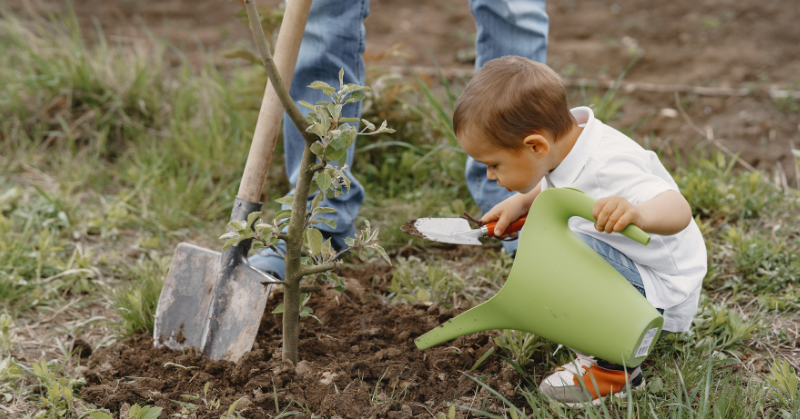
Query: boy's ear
523 134 550 157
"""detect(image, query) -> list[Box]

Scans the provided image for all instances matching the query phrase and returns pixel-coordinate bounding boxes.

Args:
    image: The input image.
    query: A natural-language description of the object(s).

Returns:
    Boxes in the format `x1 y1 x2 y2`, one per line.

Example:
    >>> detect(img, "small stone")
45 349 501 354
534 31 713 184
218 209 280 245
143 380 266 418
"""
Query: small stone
659 108 678 118
438 373 446 381
397 331 410 341
295 360 312 376
320 371 338 386
350 345 360 353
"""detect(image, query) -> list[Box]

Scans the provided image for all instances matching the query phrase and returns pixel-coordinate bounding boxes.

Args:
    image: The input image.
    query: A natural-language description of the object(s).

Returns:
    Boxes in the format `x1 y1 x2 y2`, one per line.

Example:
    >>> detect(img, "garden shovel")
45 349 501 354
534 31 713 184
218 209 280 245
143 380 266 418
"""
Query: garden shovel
152 0 313 362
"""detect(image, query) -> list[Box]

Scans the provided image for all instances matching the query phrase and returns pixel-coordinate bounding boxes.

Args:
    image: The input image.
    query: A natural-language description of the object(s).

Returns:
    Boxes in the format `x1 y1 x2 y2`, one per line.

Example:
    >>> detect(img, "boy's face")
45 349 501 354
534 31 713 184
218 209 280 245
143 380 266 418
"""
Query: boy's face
458 129 553 194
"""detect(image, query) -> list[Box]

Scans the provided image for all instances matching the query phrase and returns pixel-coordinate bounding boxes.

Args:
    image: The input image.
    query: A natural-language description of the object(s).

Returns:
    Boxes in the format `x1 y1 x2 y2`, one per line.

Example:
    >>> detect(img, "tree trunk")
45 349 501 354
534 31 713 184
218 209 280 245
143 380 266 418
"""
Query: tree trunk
281 144 317 363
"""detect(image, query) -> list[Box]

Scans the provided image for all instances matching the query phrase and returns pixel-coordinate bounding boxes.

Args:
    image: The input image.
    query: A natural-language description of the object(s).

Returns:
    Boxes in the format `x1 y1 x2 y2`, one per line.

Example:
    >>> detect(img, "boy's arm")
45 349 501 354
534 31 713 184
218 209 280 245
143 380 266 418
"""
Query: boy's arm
593 190 693 236
480 182 542 236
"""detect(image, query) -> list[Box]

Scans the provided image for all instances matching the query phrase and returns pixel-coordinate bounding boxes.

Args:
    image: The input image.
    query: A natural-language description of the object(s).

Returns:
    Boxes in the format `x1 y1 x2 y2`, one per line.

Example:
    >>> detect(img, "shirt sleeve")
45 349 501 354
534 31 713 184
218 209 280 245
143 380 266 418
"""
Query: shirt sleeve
595 152 678 204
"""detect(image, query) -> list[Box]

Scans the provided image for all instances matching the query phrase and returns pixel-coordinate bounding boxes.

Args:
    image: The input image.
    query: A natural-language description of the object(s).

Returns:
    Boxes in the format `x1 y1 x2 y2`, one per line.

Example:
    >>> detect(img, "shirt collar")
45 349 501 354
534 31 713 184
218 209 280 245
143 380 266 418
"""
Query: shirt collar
546 107 598 188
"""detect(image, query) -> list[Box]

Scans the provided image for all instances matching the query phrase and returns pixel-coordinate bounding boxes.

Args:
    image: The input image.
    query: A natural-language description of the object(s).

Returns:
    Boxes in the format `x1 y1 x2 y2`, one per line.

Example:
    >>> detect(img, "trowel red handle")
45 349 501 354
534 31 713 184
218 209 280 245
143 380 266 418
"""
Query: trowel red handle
485 215 527 238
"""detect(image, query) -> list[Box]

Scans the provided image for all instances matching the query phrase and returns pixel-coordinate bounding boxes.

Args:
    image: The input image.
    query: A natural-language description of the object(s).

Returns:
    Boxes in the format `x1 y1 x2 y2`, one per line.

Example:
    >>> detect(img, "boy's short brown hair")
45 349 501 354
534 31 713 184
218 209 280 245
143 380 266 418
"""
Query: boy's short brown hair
453 56 575 149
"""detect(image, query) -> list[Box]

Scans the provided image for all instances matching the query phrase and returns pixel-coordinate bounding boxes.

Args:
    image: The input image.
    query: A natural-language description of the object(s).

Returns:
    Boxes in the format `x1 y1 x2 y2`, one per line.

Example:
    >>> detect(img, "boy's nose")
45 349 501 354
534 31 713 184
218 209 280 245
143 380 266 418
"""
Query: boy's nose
486 168 497 181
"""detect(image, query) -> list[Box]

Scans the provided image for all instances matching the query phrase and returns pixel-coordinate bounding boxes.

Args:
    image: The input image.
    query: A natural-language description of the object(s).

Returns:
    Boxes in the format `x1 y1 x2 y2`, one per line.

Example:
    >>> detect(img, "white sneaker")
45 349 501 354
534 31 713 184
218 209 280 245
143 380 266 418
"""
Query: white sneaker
539 351 644 408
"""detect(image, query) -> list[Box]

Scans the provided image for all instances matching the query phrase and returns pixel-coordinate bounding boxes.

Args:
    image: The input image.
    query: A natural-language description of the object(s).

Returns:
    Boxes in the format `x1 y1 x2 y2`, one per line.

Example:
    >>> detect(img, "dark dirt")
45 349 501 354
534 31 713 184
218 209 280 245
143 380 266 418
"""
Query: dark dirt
80 272 528 418
71 338 93 359
400 220 426 240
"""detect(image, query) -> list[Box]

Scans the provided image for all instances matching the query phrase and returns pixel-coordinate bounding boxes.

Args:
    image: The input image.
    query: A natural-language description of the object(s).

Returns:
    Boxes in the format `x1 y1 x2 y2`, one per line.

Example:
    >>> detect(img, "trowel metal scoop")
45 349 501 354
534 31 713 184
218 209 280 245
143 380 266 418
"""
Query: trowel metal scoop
401 216 527 245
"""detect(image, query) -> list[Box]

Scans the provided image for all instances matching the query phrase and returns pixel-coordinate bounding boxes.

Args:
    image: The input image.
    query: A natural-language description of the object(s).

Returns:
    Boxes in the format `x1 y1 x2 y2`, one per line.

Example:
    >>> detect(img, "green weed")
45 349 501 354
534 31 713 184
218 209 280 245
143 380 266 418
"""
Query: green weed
493 330 544 371
109 257 168 337
387 256 465 307
765 359 800 414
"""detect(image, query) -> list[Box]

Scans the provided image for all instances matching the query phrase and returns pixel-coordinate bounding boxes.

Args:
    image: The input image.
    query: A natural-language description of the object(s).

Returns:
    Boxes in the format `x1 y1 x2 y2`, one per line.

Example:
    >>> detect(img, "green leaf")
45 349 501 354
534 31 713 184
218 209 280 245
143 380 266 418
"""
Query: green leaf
140 406 163 419
345 83 371 93
251 242 265 250
338 68 345 88
275 195 294 206
361 119 376 131
314 218 337 229
219 231 238 240
298 100 316 111
246 211 262 227
308 81 333 90
326 148 346 163
305 228 324 255
222 238 237 251
228 220 247 231
317 171 332 191
313 207 337 215
310 142 324 157
330 136 345 151
344 237 355 247
346 91 367 103
254 222 274 236
273 209 292 223
90 412 114 419
318 108 330 131
374 245 391 265
306 123 326 138
341 129 355 148
272 303 284 314
304 116 315 124
339 117 360 123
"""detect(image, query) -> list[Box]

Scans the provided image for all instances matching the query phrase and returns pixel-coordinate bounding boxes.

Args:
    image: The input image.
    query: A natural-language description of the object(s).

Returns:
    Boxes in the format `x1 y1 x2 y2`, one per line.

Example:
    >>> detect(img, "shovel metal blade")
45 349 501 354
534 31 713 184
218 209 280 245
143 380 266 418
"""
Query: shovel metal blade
153 243 219 352
412 218 482 245
153 242 279 362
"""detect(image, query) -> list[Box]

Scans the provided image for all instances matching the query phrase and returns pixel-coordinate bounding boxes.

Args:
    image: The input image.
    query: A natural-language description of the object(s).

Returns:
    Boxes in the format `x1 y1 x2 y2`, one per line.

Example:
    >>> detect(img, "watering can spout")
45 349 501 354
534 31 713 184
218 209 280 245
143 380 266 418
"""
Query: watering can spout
414 187 663 367
415 303 512 350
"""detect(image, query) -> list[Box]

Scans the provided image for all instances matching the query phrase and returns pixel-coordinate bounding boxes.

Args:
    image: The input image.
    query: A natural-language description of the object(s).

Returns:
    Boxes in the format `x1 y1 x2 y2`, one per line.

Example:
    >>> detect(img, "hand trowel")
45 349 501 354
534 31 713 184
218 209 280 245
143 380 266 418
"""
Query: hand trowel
401 215 527 245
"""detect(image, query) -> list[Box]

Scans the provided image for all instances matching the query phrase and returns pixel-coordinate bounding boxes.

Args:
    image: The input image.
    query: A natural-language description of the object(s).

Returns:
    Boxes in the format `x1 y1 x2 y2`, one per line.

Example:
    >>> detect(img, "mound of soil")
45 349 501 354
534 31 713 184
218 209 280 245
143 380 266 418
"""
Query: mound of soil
80 274 526 418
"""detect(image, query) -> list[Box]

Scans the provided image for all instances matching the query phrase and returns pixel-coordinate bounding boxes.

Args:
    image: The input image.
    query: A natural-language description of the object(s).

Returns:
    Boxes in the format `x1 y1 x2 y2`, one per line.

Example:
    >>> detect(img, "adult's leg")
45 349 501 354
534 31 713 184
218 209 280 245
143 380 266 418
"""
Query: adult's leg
466 0 548 255
250 0 369 279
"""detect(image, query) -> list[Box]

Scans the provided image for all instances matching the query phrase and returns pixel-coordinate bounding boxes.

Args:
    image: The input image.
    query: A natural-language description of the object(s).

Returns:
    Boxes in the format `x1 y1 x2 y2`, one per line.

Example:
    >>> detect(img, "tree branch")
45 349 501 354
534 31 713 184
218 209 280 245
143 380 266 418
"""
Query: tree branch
276 232 290 242
268 244 286 259
244 0 313 141
297 263 336 279
310 162 326 173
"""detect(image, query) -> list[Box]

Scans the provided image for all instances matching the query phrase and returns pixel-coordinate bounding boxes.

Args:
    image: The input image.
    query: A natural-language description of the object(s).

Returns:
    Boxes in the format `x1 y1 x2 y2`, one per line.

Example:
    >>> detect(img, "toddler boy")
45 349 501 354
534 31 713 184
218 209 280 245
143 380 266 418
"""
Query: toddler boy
452 56 707 407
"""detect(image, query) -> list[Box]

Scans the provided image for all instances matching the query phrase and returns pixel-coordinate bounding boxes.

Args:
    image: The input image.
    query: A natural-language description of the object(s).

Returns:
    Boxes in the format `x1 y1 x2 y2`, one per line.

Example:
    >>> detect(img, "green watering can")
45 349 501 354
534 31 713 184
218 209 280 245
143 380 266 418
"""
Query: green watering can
415 187 663 367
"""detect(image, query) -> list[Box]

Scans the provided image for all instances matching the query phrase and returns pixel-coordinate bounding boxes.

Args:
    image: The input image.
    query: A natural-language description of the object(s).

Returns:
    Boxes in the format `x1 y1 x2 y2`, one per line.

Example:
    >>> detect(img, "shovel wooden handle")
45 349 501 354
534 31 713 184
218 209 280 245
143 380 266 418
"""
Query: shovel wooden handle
485 215 527 238
237 0 313 203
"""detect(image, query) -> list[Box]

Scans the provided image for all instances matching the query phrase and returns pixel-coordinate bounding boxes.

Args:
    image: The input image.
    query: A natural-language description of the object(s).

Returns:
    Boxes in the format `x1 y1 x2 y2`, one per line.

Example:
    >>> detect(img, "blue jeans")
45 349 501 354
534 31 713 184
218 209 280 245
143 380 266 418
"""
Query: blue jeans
250 0 549 278
577 233 664 314
466 0 549 255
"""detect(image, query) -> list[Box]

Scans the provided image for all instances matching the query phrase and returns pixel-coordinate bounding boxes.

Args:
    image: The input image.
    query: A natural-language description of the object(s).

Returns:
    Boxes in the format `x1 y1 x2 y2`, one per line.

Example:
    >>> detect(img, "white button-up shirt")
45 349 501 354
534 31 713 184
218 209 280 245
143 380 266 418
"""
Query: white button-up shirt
540 107 707 332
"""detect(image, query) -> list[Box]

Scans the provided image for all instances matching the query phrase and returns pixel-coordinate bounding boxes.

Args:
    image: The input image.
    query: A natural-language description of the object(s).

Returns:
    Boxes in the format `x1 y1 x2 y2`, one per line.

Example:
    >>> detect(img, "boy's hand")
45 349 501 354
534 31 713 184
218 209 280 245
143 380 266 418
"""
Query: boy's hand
481 193 531 237
592 196 642 234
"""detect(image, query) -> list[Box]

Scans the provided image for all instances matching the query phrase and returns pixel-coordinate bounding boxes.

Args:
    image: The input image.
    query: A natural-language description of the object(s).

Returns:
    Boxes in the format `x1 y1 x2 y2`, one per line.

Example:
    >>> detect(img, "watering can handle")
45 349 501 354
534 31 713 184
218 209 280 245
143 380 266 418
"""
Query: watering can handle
562 187 651 246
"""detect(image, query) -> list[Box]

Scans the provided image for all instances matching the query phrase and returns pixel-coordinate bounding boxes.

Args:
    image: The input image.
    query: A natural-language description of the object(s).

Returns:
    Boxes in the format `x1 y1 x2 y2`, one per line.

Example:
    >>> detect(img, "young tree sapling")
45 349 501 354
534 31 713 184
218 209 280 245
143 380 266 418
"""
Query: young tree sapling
220 0 394 364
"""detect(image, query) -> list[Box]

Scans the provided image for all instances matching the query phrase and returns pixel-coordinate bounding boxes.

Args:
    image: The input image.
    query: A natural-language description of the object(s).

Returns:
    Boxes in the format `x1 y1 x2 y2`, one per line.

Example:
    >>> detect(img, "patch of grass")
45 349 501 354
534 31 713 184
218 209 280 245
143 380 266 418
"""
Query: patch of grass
109 256 168 338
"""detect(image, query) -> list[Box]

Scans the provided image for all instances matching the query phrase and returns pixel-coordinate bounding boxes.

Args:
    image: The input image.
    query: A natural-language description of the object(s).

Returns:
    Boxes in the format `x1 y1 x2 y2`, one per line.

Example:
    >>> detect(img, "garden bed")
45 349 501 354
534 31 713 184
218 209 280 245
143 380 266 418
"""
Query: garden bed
80 269 521 418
